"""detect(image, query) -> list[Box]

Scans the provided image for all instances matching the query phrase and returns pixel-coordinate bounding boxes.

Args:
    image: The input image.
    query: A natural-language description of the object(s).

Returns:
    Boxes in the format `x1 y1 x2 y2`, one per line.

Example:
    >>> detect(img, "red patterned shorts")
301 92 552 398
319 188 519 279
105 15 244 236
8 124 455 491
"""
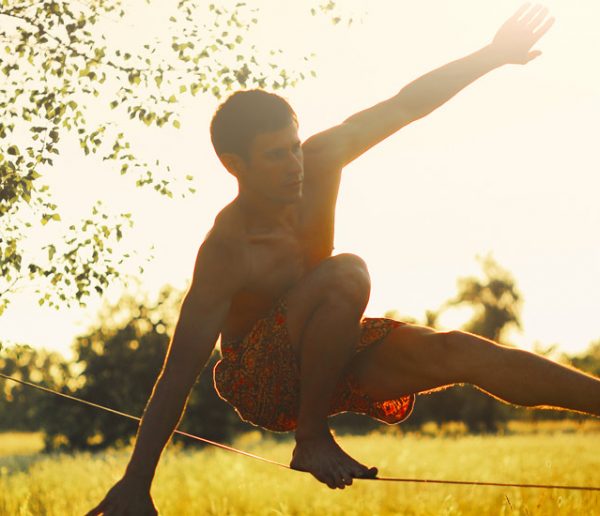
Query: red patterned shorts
213 298 415 432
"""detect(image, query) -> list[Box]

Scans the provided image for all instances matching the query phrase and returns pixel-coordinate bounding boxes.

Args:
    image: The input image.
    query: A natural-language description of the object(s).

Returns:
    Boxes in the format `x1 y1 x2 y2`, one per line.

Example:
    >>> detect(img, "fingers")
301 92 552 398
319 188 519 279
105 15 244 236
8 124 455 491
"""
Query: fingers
526 50 542 63
511 3 531 22
85 500 107 516
520 4 545 25
532 16 555 42
527 6 549 29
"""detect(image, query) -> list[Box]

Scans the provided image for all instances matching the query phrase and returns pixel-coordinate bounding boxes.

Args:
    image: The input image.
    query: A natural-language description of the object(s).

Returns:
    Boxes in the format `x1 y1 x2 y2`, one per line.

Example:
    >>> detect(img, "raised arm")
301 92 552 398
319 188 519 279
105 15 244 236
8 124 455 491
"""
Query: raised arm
86 238 245 516
305 4 555 167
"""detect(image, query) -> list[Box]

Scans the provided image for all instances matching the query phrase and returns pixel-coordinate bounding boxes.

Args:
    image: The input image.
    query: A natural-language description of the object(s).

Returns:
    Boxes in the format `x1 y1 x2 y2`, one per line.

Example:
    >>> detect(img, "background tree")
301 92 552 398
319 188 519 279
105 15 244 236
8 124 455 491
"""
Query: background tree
403 255 525 432
0 342 71 431
565 339 600 379
39 286 249 451
2 268 598 445
0 0 346 315
444 254 523 342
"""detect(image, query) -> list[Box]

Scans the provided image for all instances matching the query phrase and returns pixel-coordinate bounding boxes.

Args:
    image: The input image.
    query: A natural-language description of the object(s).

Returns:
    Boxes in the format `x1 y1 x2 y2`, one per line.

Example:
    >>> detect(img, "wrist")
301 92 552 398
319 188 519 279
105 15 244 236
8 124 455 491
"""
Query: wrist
124 465 155 489
479 44 508 69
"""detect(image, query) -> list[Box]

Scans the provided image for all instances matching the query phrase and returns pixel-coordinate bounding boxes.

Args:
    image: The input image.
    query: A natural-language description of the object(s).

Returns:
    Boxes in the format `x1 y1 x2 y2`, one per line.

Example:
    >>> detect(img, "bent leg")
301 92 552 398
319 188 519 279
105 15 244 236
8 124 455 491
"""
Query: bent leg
349 325 600 417
284 253 377 488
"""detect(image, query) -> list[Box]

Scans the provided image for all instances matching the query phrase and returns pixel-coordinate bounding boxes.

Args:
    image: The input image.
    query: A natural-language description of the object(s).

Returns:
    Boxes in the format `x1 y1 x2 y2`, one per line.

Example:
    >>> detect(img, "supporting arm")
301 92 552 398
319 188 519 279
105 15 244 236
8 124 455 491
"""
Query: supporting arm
86 239 245 516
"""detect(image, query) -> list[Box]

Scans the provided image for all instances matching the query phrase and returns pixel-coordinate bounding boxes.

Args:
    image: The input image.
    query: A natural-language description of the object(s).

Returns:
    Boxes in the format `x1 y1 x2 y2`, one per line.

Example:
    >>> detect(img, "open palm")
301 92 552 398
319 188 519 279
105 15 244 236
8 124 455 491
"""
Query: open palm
492 4 555 64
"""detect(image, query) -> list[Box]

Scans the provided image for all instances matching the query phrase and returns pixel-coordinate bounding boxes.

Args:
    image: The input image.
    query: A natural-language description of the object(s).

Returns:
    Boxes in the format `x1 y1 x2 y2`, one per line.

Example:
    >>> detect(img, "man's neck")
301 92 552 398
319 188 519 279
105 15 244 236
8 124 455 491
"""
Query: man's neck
235 190 299 233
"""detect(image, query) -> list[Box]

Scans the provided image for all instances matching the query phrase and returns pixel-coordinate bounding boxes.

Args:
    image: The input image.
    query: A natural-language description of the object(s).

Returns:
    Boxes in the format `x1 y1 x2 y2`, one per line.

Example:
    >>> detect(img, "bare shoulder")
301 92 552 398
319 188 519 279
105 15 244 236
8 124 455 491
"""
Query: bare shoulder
297 128 347 214
189 205 249 304
302 123 350 171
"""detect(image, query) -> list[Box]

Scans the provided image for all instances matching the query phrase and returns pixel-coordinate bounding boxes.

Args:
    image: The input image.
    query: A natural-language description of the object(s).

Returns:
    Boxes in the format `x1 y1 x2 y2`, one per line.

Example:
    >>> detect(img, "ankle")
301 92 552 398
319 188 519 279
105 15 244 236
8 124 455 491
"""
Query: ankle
294 422 331 443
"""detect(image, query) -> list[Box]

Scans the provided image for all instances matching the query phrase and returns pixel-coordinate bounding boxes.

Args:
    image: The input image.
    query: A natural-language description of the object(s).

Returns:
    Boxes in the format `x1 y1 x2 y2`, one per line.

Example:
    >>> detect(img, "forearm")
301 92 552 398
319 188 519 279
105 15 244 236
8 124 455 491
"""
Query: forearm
349 44 504 132
392 44 504 122
326 7 552 167
336 45 505 164
123 368 195 487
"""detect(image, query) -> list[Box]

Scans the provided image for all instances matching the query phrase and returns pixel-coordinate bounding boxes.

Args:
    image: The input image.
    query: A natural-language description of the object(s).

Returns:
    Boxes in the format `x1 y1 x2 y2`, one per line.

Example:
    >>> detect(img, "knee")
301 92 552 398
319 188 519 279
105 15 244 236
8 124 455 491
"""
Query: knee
443 330 505 380
322 253 370 309
444 330 466 352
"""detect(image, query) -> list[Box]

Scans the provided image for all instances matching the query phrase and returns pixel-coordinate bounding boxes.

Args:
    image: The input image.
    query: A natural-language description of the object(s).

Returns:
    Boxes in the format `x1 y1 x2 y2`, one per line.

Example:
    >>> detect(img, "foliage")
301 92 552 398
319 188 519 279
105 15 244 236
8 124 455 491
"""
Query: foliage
566 339 600 378
406 255 525 432
0 0 333 315
443 254 523 342
1 258 598 448
0 343 71 431
39 286 248 451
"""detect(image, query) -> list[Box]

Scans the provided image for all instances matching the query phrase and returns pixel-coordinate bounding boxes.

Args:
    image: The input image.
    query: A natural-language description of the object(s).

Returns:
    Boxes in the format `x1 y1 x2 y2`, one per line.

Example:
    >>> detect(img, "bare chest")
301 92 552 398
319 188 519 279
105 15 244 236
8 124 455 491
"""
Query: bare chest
223 230 311 340
244 231 306 298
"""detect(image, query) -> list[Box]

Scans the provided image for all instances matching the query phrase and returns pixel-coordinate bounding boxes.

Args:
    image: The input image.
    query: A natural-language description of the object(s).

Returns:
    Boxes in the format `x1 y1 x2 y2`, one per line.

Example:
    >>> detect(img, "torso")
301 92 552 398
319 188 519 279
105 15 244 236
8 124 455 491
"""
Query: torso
214 149 342 342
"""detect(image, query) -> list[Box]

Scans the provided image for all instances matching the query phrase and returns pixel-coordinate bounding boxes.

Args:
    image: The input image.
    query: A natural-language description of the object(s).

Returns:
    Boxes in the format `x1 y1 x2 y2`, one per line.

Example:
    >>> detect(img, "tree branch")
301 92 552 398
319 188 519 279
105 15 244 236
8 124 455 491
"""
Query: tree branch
0 8 149 75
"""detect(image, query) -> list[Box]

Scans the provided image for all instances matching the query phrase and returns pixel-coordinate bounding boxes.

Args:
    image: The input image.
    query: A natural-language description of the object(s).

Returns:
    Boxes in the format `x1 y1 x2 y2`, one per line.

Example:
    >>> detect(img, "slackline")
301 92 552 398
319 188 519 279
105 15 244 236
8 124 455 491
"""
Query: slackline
1 372 599 492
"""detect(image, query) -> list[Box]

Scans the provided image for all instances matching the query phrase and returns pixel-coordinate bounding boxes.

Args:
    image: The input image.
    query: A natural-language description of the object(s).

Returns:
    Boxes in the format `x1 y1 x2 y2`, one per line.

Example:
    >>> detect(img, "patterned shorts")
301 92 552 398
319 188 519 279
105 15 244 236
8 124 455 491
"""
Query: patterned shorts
213 298 415 432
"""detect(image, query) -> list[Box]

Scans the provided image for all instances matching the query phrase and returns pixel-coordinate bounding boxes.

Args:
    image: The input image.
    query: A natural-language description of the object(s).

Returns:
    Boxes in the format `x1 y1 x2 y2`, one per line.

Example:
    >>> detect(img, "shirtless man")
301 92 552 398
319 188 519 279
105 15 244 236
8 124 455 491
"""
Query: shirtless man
89 5 600 513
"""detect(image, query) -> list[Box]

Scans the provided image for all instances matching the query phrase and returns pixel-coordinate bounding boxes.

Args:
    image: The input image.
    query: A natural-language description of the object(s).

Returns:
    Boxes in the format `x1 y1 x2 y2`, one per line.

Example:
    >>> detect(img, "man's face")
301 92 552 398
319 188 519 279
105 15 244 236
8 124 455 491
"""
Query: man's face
242 122 304 204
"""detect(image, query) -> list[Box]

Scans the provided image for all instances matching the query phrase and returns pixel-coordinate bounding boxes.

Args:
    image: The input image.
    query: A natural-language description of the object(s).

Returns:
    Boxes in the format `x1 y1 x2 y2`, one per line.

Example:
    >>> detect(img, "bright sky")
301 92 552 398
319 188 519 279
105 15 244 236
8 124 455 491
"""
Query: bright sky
1 0 599 359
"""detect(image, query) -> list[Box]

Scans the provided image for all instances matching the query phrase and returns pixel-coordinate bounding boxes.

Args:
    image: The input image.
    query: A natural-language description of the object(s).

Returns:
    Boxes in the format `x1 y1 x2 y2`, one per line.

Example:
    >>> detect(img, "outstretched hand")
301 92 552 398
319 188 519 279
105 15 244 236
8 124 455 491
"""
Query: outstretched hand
491 4 555 65
86 476 158 516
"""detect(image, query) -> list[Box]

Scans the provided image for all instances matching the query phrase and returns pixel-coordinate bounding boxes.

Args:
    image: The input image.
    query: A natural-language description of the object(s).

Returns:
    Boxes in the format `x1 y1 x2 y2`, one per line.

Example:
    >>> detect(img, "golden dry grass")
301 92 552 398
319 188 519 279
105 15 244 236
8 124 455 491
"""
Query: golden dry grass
0 426 599 515
0 432 44 457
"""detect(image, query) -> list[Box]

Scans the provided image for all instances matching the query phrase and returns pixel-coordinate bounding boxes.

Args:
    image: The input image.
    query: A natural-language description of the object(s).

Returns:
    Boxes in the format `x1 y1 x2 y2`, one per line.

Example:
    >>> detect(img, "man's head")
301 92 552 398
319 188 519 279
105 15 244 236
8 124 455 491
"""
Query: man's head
210 90 303 203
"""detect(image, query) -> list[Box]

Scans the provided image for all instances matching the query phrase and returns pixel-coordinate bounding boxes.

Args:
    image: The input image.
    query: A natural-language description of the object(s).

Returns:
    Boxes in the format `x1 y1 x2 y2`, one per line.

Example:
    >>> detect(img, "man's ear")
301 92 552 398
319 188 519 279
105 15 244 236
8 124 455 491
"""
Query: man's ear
219 153 247 178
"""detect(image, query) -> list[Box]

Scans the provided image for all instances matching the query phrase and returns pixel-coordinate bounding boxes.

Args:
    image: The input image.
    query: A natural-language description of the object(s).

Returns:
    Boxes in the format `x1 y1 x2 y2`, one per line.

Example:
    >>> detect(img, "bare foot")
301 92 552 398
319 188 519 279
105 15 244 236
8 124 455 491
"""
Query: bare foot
290 432 378 489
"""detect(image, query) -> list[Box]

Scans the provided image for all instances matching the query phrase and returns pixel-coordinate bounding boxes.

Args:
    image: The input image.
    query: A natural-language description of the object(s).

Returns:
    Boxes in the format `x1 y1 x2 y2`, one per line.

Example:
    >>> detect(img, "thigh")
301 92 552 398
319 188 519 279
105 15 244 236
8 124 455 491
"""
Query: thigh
284 253 369 357
346 323 456 401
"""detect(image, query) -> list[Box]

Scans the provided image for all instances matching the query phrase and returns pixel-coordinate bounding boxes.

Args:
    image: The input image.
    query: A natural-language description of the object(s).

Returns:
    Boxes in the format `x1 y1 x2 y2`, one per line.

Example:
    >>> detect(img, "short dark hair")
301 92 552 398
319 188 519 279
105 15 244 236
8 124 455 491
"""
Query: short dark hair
210 89 298 160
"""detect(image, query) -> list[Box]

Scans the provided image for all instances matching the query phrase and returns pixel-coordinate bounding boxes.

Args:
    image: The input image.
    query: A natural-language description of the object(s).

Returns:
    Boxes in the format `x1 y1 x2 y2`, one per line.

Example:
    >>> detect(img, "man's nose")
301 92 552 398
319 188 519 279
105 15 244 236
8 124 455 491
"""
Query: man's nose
288 151 303 175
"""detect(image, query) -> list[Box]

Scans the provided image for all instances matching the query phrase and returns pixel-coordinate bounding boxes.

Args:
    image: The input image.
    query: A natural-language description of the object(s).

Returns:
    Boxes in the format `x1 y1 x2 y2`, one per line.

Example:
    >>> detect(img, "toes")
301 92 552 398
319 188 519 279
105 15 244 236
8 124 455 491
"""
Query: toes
318 472 337 489
365 466 378 478
331 472 346 489
338 471 353 487
354 466 378 479
326 464 351 489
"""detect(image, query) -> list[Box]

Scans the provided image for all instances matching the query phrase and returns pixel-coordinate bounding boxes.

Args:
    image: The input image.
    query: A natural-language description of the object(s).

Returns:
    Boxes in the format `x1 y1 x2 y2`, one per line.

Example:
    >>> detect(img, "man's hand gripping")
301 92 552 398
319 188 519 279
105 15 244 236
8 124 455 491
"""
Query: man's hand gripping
85 476 158 516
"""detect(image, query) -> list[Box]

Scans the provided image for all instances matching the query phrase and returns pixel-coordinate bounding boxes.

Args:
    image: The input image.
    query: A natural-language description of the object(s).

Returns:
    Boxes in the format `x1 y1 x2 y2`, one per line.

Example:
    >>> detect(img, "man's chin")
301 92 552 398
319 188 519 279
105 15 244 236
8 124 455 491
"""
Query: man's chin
277 190 303 204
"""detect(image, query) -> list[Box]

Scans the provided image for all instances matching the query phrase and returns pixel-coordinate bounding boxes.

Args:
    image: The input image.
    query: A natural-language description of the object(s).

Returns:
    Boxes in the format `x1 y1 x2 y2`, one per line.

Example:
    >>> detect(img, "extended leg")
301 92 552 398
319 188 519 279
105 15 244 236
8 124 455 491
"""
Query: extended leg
349 325 600 417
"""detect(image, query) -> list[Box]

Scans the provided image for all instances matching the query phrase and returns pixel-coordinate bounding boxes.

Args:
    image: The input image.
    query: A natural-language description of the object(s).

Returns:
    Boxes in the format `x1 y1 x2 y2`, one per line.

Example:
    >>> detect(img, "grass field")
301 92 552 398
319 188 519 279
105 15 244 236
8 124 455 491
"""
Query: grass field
1 423 599 515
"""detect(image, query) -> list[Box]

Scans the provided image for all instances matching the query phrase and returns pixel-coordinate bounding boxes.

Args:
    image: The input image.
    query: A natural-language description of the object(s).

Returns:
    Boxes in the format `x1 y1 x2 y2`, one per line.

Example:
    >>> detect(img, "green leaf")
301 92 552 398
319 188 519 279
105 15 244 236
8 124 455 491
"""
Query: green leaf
128 72 141 85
